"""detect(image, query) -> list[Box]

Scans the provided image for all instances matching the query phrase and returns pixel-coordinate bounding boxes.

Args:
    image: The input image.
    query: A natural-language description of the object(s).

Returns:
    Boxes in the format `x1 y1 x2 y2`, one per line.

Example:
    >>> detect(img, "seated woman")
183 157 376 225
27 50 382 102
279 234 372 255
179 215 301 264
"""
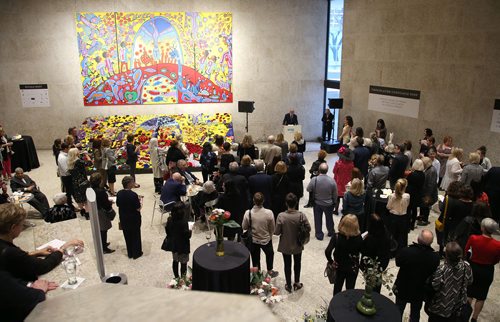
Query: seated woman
0 203 84 282
191 181 219 220
45 193 76 223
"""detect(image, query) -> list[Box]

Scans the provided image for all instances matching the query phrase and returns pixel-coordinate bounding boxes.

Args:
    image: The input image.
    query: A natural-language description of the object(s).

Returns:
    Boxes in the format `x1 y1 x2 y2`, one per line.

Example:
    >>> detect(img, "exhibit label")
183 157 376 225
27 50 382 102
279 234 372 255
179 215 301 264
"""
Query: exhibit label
368 85 420 118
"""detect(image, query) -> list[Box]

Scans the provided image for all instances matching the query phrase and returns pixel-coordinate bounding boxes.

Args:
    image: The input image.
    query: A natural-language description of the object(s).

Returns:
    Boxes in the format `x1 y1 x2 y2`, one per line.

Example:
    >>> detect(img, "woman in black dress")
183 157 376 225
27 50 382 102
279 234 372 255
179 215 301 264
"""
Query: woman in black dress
218 142 235 175
361 213 391 293
165 139 186 169
325 214 363 295
286 154 305 209
272 161 291 221
406 159 425 230
165 202 192 278
116 176 143 259
237 134 256 160
68 148 89 218
90 173 115 253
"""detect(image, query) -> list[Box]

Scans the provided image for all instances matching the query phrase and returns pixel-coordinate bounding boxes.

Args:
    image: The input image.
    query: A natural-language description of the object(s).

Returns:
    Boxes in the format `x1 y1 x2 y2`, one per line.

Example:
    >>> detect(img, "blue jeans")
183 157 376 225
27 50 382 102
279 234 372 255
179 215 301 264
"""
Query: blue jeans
313 204 335 239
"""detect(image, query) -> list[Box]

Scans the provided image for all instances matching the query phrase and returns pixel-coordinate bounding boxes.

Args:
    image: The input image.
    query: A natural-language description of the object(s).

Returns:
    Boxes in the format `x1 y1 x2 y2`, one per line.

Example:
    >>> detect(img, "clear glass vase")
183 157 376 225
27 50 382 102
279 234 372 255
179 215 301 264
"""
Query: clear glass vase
215 224 224 257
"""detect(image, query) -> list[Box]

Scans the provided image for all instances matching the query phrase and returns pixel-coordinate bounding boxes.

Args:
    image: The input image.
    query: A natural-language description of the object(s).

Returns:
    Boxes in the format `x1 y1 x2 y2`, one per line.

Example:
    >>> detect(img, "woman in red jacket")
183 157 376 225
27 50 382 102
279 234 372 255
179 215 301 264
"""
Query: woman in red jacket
333 146 354 214
465 218 500 322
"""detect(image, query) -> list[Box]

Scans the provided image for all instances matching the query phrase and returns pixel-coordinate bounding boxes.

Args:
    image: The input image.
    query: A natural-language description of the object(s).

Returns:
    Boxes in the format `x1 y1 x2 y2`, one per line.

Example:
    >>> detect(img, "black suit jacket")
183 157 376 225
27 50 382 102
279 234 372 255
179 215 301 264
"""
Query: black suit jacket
248 172 273 209
389 153 409 184
0 271 46 321
283 113 298 125
10 175 37 193
321 112 334 130
394 243 440 301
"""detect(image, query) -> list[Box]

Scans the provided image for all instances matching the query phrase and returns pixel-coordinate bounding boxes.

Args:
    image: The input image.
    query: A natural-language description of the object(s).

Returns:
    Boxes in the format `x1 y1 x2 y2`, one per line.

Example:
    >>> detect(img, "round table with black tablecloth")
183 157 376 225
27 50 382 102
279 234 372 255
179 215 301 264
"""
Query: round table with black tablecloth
192 240 250 294
11 136 40 172
327 289 401 322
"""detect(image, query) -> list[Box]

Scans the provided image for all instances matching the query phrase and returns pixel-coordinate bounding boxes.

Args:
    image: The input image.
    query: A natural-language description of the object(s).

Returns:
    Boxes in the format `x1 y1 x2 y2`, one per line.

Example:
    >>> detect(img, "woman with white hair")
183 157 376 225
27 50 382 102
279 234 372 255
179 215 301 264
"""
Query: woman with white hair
45 193 76 223
465 218 500 322
68 148 89 218
406 159 425 229
440 147 463 191
149 138 167 194
460 152 484 187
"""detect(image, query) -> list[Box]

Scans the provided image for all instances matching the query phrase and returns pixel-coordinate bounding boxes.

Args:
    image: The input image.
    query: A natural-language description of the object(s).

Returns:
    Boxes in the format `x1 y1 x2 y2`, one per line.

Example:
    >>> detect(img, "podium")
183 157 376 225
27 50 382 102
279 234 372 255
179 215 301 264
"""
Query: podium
283 125 301 143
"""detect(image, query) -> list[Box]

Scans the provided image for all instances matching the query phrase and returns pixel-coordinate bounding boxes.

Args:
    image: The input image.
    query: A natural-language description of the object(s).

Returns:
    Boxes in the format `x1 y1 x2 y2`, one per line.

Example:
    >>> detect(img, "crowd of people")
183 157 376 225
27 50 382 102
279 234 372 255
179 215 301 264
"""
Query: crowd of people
0 117 499 321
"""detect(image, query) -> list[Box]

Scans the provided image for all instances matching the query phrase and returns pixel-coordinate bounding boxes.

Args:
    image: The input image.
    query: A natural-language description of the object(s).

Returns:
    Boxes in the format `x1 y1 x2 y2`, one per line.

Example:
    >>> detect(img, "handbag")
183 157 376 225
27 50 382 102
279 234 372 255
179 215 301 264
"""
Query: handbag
161 236 172 252
297 213 310 246
103 208 116 221
435 195 449 232
240 209 253 251
79 179 90 189
324 261 338 284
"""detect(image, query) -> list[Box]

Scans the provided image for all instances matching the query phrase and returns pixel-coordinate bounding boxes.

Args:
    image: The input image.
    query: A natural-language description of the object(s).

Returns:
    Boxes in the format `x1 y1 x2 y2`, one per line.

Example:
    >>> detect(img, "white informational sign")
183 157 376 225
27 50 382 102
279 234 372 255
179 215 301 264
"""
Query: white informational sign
490 99 500 133
368 85 420 119
20 84 50 107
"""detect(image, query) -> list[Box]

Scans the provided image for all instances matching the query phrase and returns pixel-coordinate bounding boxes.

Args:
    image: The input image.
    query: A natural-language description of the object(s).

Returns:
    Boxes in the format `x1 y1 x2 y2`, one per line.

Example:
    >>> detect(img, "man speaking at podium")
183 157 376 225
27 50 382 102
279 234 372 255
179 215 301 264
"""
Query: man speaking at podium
282 109 298 125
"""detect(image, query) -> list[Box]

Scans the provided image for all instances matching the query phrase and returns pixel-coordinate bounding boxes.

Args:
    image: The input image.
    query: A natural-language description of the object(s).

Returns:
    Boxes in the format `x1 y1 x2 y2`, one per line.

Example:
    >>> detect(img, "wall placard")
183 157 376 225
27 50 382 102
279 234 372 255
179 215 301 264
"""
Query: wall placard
368 85 420 118
19 84 50 107
490 99 500 133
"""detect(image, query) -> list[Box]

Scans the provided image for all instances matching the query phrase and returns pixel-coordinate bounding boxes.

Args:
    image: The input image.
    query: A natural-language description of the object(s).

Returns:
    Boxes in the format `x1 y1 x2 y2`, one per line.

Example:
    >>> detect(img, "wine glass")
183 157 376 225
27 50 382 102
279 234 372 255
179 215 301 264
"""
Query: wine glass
205 219 212 246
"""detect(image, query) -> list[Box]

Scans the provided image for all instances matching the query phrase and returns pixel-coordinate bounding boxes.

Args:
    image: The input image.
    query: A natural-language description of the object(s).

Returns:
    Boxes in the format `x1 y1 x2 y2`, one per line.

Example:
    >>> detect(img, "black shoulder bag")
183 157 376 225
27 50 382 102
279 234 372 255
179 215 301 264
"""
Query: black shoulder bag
241 209 253 251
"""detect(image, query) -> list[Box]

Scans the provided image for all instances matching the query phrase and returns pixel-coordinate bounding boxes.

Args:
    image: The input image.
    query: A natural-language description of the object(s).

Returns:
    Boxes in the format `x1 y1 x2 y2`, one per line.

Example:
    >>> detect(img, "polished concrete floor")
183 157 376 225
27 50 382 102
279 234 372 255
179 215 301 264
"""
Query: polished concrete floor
14 144 499 321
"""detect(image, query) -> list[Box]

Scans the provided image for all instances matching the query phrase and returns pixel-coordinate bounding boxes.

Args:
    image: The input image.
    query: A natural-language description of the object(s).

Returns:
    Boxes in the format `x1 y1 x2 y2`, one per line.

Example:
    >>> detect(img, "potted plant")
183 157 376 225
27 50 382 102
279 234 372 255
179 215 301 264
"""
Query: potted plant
356 256 394 316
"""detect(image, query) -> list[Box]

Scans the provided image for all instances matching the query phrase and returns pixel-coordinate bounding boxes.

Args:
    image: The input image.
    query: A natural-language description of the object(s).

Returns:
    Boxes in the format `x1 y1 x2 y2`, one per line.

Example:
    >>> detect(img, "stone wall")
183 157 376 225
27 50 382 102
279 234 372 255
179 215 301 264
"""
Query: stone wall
340 0 500 164
0 0 327 148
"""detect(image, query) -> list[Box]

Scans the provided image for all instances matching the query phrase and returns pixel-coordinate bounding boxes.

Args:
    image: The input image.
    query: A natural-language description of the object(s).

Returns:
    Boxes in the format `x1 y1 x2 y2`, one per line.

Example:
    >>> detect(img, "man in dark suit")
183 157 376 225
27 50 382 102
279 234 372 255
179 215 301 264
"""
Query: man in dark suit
353 137 371 177
160 172 187 206
248 160 273 209
389 144 409 188
394 229 440 322
282 109 298 125
10 168 50 218
175 159 200 186
321 109 334 141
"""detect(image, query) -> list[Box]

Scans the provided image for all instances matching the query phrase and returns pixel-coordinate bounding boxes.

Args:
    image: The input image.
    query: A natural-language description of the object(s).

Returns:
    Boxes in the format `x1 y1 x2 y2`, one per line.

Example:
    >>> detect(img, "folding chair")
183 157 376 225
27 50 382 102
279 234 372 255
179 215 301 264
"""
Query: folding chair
151 195 175 226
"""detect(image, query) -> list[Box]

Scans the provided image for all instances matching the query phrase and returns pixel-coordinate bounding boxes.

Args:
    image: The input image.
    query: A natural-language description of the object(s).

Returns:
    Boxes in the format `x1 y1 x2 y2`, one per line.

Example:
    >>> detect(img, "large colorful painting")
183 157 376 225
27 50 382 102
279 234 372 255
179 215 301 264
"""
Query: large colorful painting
79 113 233 169
75 12 233 106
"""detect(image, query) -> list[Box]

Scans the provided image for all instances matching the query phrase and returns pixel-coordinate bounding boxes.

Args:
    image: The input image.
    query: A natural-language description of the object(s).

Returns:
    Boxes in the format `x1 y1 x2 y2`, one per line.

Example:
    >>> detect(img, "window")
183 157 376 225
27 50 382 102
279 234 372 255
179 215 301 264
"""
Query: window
324 0 344 141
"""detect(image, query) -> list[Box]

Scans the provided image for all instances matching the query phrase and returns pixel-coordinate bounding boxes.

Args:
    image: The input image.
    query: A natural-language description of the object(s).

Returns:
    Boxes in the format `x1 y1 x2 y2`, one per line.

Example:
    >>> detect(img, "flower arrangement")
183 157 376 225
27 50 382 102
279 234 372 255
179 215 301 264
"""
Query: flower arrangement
249 267 283 304
359 256 394 295
208 208 240 228
302 299 329 322
208 209 240 256
167 267 193 291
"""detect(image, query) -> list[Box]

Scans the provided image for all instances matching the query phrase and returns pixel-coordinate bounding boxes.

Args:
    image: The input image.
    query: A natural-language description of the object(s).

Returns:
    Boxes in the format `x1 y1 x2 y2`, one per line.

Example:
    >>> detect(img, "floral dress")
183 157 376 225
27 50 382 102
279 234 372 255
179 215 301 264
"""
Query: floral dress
70 159 89 203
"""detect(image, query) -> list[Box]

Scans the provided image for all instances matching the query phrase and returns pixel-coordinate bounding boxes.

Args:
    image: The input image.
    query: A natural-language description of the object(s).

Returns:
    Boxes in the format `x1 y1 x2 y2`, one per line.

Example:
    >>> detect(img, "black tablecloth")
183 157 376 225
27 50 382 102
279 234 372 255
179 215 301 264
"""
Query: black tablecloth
327 289 401 322
11 136 40 172
192 240 250 294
